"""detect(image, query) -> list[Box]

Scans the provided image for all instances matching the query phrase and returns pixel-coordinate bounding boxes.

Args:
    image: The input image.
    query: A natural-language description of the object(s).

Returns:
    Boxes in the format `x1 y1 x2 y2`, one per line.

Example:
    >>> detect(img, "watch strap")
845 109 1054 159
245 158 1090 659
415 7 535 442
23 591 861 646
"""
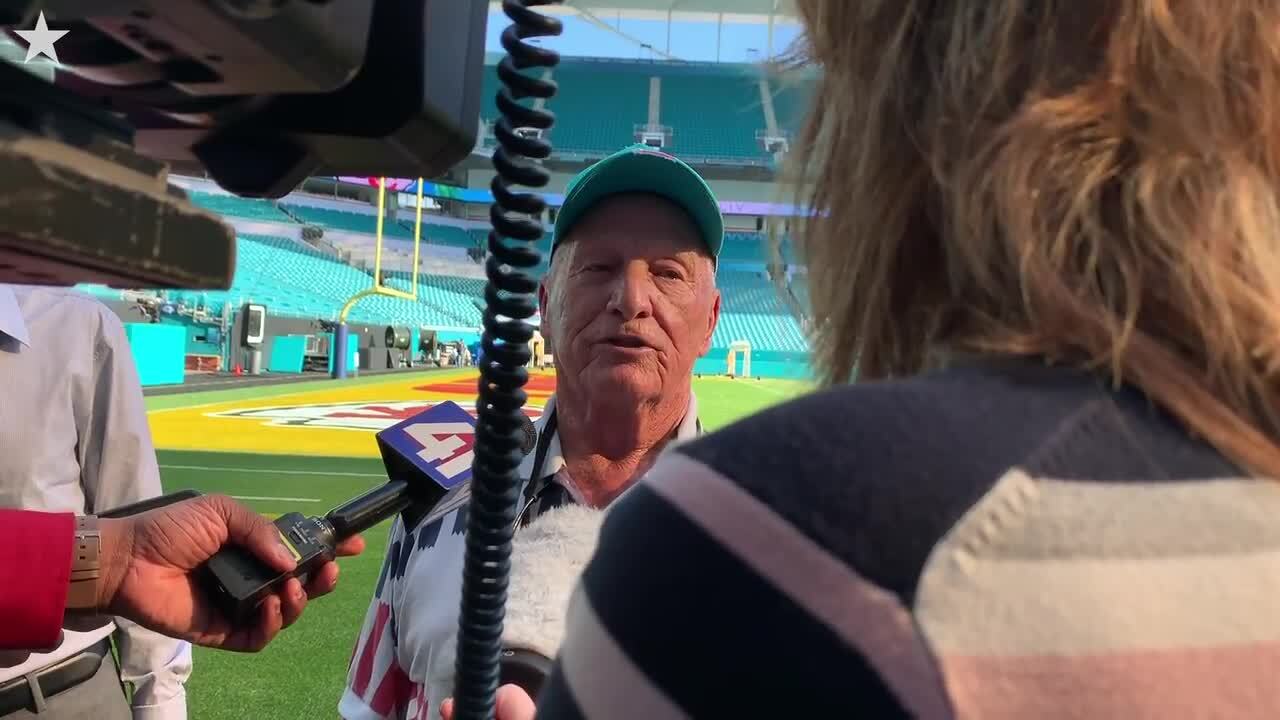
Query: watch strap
67 515 102 611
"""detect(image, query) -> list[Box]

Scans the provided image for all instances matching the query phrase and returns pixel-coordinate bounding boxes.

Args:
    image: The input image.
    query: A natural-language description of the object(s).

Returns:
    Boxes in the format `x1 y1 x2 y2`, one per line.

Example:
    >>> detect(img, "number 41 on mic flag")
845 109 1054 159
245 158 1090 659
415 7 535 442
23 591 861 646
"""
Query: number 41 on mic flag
375 400 477 490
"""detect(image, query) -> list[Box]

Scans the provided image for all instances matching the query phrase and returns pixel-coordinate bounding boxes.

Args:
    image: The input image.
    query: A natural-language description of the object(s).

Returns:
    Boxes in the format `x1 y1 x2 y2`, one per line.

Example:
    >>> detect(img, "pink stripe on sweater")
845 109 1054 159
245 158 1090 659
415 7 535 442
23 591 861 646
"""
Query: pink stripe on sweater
939 642 1280 719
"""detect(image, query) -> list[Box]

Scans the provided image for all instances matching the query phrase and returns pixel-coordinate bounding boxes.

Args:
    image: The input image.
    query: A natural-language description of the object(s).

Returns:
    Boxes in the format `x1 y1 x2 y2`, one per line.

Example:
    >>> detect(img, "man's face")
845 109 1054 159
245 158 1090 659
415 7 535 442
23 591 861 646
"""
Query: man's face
539 193 721 403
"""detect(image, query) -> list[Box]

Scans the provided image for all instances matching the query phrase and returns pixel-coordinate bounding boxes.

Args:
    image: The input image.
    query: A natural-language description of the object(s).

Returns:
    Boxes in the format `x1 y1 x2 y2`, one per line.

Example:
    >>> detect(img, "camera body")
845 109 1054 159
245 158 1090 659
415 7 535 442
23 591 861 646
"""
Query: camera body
0 0 488 287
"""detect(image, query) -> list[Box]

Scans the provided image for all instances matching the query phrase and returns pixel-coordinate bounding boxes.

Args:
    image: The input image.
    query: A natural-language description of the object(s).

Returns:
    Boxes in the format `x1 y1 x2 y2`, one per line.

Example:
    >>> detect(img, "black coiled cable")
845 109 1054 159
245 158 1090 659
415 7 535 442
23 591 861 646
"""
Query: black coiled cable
453 2 561 719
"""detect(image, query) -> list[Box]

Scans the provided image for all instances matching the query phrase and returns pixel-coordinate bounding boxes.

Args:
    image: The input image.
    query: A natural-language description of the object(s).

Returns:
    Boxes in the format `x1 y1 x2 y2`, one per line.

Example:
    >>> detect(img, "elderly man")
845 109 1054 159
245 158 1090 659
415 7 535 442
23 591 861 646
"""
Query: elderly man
339 144 722 720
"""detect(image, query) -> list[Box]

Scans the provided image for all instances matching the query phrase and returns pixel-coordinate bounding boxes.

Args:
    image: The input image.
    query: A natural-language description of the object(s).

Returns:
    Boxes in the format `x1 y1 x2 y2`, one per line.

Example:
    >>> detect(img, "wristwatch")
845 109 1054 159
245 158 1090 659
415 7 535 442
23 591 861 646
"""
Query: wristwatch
66 515 102 611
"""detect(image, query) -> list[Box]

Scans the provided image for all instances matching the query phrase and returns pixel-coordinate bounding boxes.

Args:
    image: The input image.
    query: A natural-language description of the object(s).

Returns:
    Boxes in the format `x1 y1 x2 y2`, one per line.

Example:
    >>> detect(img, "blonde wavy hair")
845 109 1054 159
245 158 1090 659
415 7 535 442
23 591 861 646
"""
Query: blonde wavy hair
787 0 1280 477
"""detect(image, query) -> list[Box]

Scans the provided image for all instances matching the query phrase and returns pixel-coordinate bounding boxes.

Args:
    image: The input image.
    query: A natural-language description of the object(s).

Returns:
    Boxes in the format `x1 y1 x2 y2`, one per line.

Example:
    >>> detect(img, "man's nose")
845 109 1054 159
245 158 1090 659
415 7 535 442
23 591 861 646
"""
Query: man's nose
605 264 653 320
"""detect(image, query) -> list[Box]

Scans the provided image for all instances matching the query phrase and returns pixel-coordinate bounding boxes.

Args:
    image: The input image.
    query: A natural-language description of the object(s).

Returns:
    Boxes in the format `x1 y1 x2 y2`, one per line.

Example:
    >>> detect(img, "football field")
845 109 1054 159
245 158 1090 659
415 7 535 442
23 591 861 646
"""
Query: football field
146 368 809 719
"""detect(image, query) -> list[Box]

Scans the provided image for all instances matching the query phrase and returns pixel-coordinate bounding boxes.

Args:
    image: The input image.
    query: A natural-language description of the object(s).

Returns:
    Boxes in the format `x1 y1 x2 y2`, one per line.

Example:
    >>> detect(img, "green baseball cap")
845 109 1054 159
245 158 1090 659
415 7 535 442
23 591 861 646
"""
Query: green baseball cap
552 144 723 261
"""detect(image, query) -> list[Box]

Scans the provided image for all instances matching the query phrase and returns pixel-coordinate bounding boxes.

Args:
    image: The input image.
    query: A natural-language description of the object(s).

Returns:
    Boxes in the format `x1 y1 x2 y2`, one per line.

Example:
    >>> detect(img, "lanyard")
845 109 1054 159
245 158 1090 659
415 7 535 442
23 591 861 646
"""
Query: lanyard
516 408 559 527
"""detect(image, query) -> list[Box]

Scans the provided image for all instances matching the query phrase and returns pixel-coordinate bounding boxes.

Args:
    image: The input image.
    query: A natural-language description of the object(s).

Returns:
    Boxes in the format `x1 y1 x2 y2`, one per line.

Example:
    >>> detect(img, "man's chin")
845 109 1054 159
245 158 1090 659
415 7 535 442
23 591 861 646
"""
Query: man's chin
586 362 661 397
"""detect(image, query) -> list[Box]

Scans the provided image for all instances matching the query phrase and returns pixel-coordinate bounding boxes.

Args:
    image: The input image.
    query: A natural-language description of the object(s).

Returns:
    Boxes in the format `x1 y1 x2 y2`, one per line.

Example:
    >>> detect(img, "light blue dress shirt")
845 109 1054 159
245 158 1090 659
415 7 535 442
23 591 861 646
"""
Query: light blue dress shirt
0 285 192 719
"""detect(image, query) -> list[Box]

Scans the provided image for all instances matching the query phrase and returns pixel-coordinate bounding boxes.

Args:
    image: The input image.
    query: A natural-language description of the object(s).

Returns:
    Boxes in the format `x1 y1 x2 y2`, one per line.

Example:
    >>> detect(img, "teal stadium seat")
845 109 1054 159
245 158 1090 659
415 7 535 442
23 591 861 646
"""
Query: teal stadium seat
281 204 422 240
477 58 808 166
657 65 767 162
544 62 650 155
89 57 819 377
78 229 809 375
188 191 296 223
111 236 490 329
711 270 807 354
720 232 796 265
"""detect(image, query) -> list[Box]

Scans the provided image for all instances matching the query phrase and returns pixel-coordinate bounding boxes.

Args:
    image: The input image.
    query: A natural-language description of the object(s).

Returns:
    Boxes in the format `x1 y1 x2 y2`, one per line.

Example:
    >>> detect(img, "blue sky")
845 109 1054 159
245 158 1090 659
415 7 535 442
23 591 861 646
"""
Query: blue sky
484 10 803 64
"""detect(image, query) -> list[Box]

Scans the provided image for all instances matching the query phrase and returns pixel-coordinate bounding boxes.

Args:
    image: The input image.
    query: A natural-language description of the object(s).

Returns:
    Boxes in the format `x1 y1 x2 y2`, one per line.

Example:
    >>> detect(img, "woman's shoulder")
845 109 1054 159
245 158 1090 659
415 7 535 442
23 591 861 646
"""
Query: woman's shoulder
668 358 1235 600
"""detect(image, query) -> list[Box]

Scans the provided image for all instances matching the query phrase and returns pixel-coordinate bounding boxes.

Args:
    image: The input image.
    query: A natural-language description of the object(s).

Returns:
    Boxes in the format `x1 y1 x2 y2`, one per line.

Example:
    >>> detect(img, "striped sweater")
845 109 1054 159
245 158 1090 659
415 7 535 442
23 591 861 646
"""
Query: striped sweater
534 357 1280 719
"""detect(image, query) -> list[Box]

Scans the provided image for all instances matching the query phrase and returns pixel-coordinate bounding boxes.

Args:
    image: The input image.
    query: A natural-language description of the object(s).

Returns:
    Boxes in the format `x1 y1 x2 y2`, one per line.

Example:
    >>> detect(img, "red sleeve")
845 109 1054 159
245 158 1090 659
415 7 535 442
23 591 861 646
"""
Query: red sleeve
0 509 74 650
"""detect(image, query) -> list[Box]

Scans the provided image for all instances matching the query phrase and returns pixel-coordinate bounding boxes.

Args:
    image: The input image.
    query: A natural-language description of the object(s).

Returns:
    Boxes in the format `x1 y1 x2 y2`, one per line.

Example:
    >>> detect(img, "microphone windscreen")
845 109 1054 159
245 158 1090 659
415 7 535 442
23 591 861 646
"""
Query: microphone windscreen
434 503 603 703
502 503 605 660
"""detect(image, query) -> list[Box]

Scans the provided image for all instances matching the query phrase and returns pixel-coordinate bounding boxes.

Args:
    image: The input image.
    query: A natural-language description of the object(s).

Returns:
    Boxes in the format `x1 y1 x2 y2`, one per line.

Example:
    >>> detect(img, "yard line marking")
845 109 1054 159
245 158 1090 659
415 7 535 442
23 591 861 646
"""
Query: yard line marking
159 464 385 478
750 383 797 398
232 495 322 503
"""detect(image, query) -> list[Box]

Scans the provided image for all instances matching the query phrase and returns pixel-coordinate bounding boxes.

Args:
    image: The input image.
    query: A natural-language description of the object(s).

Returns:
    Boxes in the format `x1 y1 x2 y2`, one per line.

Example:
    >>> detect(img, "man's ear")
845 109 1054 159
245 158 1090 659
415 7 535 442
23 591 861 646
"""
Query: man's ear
699 289 721 357
538 276 552 340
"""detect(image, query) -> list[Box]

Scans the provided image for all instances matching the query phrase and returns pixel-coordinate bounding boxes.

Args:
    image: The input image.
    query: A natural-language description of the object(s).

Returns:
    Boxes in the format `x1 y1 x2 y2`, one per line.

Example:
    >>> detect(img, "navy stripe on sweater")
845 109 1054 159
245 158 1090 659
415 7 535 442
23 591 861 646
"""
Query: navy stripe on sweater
536 481 910 719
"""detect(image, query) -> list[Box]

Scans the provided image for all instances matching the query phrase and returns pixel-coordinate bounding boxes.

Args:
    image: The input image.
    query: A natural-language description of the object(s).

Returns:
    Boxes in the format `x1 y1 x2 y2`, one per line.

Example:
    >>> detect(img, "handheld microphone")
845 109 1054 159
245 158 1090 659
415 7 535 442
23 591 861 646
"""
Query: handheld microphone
200 401 537 623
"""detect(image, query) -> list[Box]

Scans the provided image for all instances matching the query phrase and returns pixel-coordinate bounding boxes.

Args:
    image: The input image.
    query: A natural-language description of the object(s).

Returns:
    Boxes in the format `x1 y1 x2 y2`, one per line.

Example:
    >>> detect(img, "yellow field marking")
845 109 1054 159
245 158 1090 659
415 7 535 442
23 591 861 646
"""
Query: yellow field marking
159 464 385 478
146 372 473 414
148 370 555 458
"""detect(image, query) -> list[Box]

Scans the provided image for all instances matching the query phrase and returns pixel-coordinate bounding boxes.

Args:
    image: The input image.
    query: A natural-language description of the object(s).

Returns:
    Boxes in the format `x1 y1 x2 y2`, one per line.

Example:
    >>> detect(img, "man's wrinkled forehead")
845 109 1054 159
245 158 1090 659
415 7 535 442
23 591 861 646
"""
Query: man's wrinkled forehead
551 192 716 268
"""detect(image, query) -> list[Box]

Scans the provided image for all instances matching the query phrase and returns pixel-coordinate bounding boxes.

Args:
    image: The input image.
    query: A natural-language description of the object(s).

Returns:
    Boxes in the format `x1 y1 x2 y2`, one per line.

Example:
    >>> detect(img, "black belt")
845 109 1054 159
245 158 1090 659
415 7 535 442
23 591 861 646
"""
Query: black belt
0 639 111 715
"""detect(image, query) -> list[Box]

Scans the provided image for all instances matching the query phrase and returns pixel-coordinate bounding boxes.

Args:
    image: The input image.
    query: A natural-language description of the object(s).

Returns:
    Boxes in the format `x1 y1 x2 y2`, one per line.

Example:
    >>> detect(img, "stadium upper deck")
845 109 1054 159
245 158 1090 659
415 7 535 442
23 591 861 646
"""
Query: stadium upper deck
475 57 814 168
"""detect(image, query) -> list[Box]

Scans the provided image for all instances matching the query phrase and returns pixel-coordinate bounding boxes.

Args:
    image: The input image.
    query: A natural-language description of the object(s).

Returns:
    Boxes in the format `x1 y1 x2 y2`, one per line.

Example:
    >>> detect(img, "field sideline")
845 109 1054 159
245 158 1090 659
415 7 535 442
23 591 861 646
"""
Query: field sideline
147 368 809 719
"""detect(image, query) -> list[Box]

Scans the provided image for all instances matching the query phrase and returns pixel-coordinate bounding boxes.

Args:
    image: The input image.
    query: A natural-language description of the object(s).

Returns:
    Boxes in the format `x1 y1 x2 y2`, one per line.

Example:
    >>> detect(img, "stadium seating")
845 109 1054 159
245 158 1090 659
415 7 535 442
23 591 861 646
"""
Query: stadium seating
121 57 820 376
188 191 296 223
479 59 782 163
94 236 483 329
544 61 650 154
88 230 806 346
711 270 807 354
281 204 419 240
657 65 766 161
720 232 797 266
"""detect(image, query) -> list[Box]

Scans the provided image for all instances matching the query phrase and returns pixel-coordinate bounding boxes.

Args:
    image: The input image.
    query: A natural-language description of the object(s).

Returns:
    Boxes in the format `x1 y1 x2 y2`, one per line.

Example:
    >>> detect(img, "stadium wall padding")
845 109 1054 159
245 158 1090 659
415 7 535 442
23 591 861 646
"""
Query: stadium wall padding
267 336 307 373
228 313 387 369
694 350 811 380
324 333 360 376
123 322 186 386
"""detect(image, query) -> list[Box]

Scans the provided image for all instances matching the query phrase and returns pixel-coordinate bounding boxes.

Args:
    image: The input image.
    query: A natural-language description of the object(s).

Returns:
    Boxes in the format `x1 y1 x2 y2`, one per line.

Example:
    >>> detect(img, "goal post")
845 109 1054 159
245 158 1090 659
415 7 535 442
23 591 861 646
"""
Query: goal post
726 340 752 378
332 176 424 378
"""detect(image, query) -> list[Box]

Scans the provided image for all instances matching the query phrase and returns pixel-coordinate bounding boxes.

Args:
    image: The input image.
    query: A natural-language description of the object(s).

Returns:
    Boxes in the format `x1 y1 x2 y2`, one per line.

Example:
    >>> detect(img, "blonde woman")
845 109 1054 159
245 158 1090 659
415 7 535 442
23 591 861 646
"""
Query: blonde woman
444 1 1280 718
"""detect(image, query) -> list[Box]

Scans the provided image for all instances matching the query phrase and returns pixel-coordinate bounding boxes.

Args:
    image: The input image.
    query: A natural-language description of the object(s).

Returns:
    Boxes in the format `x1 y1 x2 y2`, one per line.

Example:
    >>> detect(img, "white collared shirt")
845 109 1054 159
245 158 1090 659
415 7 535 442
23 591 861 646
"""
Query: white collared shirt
339 392 702 720
0 285 192 719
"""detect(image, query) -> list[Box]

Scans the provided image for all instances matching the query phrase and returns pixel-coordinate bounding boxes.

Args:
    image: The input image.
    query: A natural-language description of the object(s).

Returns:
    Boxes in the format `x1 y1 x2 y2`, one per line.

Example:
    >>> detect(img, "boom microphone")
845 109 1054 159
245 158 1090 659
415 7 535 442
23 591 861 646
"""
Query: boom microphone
500 504 606 698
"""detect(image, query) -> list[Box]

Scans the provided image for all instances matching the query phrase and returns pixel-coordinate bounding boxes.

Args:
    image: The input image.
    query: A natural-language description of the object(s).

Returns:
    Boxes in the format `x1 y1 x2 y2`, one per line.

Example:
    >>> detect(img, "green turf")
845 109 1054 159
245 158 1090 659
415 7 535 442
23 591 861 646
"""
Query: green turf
157 377 811 718
158 450 388 719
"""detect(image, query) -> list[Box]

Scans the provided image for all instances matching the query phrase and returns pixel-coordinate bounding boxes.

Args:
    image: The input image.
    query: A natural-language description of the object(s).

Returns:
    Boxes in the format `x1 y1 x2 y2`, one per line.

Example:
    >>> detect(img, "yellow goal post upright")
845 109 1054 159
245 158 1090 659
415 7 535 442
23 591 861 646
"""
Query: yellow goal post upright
331 176 425 378
726 339 752 378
